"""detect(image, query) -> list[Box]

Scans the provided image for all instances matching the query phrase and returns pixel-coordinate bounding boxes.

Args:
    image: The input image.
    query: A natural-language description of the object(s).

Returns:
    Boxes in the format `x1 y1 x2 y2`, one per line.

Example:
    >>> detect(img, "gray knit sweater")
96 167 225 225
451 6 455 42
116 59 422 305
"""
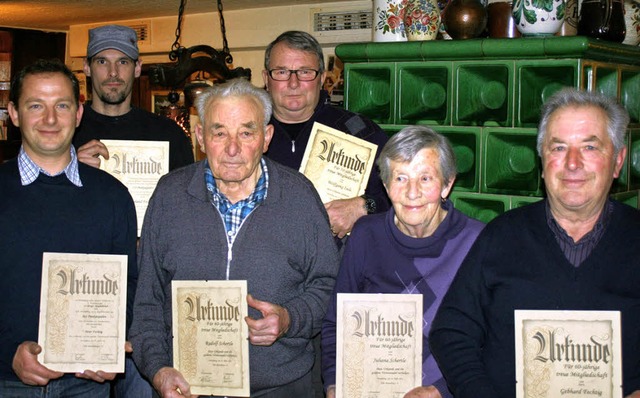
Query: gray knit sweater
130 158 340 393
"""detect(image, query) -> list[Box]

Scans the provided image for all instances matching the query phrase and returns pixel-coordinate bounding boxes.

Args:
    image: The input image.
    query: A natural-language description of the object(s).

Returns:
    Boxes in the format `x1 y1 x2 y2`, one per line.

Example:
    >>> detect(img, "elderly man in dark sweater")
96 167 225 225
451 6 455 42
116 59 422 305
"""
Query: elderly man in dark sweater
430 88 640 398
130 78 339 397
0 60 137 397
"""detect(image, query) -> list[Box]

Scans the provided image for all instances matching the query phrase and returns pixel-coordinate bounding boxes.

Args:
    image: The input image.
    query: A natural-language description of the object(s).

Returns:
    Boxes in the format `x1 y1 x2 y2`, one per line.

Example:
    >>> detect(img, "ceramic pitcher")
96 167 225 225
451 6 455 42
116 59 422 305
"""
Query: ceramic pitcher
577 0 626 42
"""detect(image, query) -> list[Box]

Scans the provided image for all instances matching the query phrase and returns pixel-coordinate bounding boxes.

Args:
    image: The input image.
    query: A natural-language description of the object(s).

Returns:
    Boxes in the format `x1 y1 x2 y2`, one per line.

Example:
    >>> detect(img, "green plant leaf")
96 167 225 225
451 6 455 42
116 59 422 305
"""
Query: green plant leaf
531 0 554 12
513 0 523 23
524 7 538 23
556 2 566 19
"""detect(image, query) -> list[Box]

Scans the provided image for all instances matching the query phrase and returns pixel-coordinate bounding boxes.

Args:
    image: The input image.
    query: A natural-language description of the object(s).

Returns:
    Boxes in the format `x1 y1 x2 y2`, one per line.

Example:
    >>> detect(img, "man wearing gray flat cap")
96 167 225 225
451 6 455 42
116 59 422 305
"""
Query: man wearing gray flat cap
73 24 193 172
72 24 193 398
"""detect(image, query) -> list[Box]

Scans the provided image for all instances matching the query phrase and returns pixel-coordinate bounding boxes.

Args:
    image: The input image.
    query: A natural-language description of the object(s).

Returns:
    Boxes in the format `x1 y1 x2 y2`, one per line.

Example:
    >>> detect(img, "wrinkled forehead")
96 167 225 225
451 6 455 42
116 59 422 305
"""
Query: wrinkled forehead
540 104 614 156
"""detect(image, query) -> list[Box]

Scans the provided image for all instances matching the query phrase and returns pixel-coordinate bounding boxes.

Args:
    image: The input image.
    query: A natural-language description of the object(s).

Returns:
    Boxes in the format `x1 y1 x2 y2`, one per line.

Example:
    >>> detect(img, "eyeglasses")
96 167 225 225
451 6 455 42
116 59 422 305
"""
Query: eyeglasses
268 69 319 81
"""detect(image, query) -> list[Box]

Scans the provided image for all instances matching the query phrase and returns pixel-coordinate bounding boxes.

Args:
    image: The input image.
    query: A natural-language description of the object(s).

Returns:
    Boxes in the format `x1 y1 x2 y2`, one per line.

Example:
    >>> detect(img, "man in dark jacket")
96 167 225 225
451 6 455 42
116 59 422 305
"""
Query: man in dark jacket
262 30 389 239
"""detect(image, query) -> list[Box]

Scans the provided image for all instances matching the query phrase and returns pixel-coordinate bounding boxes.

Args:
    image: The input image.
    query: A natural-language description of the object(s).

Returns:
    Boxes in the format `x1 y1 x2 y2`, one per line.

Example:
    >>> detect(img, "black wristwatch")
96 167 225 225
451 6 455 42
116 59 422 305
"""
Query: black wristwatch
361 195 376 214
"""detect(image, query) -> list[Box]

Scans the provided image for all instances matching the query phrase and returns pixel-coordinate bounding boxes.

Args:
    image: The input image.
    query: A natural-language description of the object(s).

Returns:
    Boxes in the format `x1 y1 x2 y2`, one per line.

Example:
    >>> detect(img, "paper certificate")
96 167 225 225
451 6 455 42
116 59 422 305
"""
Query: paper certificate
99 140 169 236
37 252 127 373
336 293 423 398
299 122 378 203
515 310 623 398
172 280 250 397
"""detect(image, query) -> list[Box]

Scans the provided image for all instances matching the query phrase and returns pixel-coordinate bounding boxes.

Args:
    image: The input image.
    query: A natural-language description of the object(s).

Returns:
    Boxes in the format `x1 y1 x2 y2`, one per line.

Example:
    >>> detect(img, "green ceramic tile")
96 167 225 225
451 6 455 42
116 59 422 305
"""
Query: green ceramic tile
621 70 640 124
338 39 640 212
515 60 578 127
437 127 481 192
381 124 403 138
629 129 640 190
344 63 395 125
336 37 640 66
594 67 619 100
510 195 543 209
611 190 639 209
482 128 543 196
450 192 509 223
453 61 513 127
397 63 452 126
611 129 630 193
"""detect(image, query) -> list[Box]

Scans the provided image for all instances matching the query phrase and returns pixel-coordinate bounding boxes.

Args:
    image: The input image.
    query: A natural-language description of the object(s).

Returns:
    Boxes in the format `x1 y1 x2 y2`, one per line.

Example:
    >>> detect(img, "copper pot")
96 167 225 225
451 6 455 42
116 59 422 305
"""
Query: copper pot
443 0 488 39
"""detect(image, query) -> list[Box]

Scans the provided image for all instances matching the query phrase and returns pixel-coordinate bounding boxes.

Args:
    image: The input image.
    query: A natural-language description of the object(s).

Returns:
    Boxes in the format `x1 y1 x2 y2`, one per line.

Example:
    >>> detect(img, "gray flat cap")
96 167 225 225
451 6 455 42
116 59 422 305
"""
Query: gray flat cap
87 24 139 60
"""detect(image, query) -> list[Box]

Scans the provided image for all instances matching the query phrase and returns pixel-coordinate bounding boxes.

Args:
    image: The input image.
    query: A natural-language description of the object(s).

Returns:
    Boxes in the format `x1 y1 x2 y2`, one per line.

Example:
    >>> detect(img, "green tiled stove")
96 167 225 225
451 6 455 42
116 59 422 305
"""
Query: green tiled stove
336 36 640 223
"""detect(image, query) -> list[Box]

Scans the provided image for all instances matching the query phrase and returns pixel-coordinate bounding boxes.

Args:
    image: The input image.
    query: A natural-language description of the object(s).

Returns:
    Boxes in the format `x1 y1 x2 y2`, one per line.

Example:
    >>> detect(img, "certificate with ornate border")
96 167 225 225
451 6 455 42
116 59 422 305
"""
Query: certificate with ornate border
515 310 622 398
99 140 169 236
336 293 423 398
37 252 127 373
172 280 250 397
299 122 378 203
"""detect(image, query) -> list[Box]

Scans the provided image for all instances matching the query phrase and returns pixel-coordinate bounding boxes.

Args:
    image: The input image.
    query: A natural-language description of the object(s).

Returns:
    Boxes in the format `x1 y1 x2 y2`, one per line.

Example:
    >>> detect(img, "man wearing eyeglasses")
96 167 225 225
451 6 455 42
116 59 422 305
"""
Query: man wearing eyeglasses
262 31 390 241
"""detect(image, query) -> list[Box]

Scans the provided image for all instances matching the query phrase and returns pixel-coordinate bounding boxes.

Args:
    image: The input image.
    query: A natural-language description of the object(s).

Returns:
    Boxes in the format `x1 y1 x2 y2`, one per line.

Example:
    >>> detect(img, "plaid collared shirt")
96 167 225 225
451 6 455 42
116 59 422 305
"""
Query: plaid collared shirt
205 158 269 245
18 146 82 187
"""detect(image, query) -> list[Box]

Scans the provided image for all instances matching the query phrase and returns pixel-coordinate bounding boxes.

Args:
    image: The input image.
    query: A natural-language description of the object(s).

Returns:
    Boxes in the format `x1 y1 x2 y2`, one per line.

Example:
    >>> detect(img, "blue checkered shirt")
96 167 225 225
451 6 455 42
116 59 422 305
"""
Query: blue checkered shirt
18 146 82 187
205 158 269 245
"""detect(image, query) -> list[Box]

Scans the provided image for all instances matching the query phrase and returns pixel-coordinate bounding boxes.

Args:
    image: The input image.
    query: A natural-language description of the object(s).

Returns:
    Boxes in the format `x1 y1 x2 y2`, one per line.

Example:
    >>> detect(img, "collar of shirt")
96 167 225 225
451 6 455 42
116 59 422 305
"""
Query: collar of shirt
545 199 612 266
204 158 269 241
18 146 83 187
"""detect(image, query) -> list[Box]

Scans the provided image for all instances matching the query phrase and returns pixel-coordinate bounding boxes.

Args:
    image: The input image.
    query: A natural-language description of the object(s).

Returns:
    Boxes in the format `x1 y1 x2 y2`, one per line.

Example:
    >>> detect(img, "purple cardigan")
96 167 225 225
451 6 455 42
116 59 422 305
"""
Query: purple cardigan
321 200 484 397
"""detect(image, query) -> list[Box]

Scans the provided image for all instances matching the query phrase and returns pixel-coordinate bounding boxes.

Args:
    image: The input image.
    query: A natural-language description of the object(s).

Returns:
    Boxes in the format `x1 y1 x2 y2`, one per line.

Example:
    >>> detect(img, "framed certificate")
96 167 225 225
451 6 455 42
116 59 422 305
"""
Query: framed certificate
99 140 169 236
336 293 423 398
37 252 128 373
515 310 623 398
299 122 378 203
172 280 250 397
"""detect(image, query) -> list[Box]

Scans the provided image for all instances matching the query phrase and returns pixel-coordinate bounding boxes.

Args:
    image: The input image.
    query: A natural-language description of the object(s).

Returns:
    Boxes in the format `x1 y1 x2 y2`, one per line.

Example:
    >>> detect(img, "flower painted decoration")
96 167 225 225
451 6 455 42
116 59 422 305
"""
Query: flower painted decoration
404 0 441 35
376 0 408 37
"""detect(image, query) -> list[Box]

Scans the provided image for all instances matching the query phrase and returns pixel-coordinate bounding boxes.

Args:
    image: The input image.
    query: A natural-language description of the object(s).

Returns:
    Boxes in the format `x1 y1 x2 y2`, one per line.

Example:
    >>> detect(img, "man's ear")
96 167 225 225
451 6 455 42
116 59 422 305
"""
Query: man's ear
83 58 91 77
134 59 142 79
194 123 206 154
7 101 20 128
263 124 274 153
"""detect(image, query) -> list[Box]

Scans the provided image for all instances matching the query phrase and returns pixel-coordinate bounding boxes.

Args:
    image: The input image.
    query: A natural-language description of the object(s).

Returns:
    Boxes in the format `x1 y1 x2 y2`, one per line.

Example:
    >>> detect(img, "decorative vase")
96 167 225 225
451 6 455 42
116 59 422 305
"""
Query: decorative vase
623 0 640 45
512 0 565 36
577 0 626 42
373 0 409 42
442 0 489 39
403 0 442 40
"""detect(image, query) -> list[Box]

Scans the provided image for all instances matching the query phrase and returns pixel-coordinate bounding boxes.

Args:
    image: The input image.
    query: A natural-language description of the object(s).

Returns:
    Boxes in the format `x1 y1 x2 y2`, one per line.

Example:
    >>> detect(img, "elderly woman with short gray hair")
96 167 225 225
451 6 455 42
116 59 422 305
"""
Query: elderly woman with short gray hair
321 125 485 398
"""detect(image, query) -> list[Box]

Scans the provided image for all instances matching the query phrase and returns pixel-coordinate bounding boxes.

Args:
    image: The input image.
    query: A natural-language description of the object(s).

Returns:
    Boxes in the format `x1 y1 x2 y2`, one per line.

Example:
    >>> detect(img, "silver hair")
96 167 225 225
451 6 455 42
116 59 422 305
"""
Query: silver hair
537 88 629 156
264 31 325 74
194 78 272 127
377 125 457 187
